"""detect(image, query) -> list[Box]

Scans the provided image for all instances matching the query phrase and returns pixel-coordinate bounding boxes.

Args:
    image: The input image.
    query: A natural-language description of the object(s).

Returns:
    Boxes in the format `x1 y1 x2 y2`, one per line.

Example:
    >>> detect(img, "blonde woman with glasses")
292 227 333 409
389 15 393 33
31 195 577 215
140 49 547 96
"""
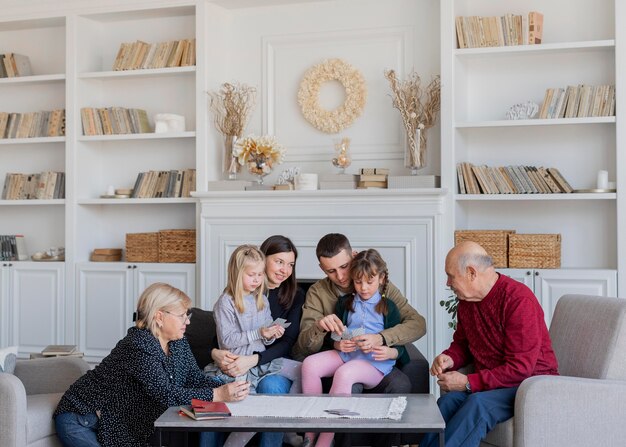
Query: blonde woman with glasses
54 283 248 447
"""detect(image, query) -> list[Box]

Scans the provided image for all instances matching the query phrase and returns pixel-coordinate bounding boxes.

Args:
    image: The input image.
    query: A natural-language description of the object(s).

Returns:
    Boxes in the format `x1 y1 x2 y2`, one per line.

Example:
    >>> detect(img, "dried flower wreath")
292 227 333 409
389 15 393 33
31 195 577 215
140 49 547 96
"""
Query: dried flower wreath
297 58 367 134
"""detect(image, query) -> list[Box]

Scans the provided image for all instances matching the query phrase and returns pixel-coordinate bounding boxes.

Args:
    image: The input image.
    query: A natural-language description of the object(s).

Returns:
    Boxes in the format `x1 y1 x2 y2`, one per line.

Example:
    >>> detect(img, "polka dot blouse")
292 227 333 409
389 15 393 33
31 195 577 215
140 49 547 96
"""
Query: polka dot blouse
55 327 223 446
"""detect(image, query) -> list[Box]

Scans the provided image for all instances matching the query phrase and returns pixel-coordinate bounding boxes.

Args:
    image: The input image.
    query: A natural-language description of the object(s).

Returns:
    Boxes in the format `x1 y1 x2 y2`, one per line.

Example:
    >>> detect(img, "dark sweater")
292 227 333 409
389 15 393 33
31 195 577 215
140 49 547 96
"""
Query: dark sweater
445 274 559 392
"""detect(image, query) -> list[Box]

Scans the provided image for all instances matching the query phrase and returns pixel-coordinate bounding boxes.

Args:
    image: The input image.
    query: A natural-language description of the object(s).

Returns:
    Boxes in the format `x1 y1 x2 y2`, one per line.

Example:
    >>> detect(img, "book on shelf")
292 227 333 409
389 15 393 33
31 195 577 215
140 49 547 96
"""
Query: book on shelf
359 174 387 182
0 235 27 261
360 168 390 175
528 11 544 45
41 345 77 356
1 53 32 77
539 84 615 119
179 399 231 421
113 39 196 71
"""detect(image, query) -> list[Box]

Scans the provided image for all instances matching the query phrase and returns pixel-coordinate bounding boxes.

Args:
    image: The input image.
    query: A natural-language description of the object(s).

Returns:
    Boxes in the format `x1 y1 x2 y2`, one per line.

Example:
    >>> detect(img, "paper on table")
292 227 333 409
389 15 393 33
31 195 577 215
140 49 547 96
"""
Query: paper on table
227 395 407 420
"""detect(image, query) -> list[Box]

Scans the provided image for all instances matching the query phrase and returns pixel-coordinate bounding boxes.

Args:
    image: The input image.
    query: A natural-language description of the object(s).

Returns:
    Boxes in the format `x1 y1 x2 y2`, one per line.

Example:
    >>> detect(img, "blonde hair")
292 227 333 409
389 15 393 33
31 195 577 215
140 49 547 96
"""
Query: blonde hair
135 282 192 336
224 244 266 313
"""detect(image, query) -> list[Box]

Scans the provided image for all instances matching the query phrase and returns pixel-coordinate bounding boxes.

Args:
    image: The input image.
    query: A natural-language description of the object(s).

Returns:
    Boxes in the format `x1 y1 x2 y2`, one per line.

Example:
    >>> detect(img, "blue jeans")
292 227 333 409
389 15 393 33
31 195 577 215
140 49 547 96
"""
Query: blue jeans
421 387 518 447
199 374 293 447
55 412 101 447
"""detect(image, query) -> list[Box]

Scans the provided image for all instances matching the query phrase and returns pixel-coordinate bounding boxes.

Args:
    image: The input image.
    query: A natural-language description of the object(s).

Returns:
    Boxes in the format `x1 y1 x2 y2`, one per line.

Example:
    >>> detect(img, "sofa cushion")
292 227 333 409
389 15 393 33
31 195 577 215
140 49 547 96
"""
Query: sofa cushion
27 392 64 444
481 417 513 446
186 307 216 369
0 346 18 374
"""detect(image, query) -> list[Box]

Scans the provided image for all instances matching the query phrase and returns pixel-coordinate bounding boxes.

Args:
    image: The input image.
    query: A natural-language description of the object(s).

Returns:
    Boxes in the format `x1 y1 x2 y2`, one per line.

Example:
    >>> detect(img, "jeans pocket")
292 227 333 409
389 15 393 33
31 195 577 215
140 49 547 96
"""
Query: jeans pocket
77 412 99 429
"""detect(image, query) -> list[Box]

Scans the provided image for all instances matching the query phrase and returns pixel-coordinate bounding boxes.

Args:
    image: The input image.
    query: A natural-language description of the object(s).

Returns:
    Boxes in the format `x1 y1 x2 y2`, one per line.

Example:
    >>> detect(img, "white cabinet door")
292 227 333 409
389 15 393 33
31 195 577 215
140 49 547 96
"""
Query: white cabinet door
496 269 534 289
535 269 617 325
6 262 65 355
77 262 196 361
77 263 133 360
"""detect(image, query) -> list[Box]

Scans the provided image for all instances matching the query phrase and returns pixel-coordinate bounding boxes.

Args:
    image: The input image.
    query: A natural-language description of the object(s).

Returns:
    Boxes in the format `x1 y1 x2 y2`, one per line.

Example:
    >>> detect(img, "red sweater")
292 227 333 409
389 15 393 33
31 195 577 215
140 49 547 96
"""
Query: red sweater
444 274 559 392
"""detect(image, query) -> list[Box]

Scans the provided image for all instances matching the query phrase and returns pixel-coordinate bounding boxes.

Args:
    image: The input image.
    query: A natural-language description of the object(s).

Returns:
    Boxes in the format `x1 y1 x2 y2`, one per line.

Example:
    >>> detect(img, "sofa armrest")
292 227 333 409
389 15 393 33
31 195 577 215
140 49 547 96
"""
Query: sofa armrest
400 343 430 394
14 357 90 395
0 372 28 447
515 375 626 447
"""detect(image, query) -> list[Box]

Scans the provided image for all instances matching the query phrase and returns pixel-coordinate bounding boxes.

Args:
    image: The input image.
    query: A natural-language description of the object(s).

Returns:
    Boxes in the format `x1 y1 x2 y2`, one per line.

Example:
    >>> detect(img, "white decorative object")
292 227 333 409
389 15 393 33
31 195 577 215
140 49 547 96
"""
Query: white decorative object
597 170 609 189
505 101 539 120
294 173 318 190
277 167 301 186
154 113 186 133
297 58 367 134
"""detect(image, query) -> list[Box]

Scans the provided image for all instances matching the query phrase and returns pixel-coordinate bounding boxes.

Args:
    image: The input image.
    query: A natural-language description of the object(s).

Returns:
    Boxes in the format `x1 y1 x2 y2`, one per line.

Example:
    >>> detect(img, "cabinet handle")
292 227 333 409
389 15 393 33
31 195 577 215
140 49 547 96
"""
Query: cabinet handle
8 263 12 267
535 271 539 276
127 265 132 269
133 265 137 269
526 271 531 275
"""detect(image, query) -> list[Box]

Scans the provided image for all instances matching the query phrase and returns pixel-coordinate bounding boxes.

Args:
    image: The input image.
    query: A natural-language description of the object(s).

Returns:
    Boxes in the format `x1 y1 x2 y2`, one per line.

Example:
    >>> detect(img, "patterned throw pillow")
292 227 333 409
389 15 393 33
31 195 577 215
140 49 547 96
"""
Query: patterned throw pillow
0 346 18 374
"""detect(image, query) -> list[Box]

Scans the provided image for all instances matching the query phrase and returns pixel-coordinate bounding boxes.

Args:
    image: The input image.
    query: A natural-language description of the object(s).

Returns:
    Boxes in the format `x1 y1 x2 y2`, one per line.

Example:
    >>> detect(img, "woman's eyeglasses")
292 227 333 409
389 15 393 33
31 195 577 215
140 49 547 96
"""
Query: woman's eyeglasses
164 310 193 322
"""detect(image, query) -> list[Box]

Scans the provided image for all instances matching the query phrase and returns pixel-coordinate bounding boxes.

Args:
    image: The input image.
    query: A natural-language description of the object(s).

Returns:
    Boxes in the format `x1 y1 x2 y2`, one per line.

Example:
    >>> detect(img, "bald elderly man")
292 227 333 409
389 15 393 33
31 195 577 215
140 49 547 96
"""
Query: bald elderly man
421 241 559 447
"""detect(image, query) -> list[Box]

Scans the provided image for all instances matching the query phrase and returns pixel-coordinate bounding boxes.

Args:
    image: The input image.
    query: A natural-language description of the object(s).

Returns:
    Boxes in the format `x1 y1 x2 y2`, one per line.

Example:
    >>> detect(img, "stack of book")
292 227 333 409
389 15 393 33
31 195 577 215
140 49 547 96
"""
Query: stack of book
539 84 615 119
80 107 151 135
112 39 196 71
457 163 573 194
0 235 27 261
0 53 32 77
357 168 389 189
2 171 65 200
318 173 357 190
455 11 543 48
130 169 195 198
30 345 84 359
179 399 231 421
0 110 66 139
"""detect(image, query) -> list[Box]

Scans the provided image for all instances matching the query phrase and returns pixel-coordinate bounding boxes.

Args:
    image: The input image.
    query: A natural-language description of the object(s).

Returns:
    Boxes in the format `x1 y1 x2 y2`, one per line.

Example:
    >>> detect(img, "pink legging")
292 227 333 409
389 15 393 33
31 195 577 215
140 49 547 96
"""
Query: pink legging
302 350 384 447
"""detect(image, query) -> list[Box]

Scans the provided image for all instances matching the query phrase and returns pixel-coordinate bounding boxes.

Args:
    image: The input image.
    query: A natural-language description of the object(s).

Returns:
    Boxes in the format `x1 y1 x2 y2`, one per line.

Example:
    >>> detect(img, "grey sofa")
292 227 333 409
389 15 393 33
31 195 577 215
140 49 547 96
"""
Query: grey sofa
0 356 90 447
481 294 626 447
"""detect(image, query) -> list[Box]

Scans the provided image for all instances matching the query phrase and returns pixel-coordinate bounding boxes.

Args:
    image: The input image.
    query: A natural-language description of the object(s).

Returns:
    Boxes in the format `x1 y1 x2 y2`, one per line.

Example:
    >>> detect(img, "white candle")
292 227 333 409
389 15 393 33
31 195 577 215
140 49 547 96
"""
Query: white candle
597 170 609 189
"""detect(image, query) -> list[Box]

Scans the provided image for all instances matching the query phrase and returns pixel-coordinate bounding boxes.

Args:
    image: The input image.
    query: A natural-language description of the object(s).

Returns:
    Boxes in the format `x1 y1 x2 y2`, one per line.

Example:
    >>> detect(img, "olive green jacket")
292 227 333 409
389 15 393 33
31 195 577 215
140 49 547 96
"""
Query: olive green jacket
292 277 426 360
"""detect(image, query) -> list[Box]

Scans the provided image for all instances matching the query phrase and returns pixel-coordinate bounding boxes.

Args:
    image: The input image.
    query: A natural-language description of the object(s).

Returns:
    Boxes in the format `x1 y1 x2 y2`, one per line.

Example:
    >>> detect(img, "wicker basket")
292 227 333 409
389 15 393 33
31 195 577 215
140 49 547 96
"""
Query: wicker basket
508 233 561 268
125 232 159 262
454 230 516 268
158 229 196 263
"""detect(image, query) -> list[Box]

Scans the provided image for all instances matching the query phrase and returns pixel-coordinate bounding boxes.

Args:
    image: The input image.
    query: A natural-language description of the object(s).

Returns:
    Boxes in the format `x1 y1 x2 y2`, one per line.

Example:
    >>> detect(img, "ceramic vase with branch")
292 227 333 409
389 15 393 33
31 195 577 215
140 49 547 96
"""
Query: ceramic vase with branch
385 70 441 173
207 82 257 180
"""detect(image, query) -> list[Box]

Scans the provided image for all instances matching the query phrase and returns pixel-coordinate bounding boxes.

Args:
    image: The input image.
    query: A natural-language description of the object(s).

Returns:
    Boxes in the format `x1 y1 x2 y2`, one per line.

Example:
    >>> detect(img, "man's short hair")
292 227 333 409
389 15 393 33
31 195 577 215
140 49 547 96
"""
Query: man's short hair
316 233 352 260
458 253 493 271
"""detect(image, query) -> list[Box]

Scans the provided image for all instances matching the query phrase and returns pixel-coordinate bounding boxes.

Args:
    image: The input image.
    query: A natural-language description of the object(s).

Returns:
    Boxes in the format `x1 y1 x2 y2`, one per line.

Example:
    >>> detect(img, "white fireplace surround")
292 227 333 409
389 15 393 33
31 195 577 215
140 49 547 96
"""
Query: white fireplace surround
195 188 447 361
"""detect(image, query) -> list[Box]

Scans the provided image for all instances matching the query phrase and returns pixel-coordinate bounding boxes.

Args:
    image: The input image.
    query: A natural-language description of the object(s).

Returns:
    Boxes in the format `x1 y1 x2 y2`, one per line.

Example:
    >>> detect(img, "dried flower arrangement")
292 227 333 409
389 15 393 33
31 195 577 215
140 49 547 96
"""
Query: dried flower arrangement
207 82 257 177
233 135 286 184
384 70 441 171
298 58 367 134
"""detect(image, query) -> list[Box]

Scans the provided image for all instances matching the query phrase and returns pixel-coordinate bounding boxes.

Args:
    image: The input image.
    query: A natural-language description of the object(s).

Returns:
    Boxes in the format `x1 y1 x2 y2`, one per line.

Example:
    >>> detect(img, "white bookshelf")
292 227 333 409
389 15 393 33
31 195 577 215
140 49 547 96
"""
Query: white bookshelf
441 0 623 283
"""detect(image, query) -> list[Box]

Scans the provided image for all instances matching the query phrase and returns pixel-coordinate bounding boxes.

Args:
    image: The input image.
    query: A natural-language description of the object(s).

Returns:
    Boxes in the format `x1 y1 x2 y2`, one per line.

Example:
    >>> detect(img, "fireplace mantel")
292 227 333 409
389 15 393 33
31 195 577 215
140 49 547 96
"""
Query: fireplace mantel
194 188 448 360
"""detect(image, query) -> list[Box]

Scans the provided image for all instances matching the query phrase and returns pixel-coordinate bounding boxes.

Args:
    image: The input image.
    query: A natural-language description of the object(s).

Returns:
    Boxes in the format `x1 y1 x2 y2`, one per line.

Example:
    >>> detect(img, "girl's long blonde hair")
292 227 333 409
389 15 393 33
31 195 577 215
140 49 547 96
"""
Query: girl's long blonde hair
224 244 266 313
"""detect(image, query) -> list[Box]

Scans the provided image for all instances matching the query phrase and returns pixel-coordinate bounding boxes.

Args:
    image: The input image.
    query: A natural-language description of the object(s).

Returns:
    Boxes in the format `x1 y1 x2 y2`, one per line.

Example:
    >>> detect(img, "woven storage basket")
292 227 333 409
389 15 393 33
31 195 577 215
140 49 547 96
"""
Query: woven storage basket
126 232 159 262
158 229 196 263
454 230 516 268
508 233 561 268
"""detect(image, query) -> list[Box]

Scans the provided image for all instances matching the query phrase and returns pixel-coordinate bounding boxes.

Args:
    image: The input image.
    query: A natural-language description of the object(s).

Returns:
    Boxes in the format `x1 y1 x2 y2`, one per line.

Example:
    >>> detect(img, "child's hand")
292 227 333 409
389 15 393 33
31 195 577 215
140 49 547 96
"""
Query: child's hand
274 325 285 339
335 339 357 353
353 333 383 354
371 346 399 361
260 324 281 340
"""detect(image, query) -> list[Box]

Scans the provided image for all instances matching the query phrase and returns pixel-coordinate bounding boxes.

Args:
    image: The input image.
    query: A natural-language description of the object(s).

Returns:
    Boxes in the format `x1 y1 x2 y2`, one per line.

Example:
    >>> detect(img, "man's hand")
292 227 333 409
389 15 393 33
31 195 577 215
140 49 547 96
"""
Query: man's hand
220 354 258 378
436 371 469 392
315 314 345 335
335 339 357 353
430 353 454 376
354 333 384 353
371 346 398 361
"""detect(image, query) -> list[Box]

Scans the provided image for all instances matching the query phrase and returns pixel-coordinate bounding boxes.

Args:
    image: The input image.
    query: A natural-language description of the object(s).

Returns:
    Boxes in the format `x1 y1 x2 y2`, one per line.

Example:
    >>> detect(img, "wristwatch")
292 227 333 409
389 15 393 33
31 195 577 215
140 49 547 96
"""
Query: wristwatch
465 380 472 394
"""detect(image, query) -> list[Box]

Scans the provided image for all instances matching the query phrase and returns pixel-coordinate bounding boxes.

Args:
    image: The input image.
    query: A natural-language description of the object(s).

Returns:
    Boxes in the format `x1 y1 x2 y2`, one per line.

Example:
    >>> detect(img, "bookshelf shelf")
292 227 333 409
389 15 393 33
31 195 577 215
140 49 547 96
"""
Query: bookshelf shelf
79 66 195 80
77 198 196 205
0 74 65 85
0 199 65 206
456 193 616 201
454 39 615 57
456 117 616 128
0 137 65 145
77 131 195 142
